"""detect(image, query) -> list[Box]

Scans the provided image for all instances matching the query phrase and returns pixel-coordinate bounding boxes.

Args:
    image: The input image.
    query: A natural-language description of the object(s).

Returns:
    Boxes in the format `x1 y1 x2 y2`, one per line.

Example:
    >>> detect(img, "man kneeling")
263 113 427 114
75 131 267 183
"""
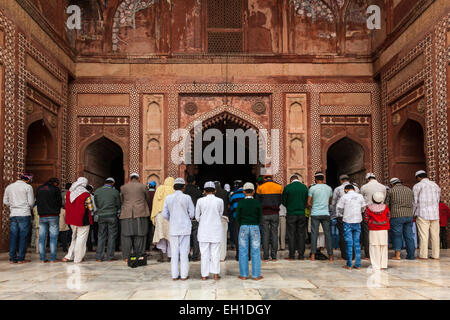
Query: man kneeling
195 181 224 280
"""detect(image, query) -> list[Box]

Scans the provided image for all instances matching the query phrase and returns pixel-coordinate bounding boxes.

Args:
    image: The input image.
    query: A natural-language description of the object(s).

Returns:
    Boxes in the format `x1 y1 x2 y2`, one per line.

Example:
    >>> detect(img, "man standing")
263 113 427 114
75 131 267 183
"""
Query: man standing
282 174 308 260
439 202 450 249
229 180 245 260
307 172 333 262
120 173 150 262
360 173 386 259
36 177 62 263
336 184 366 270
59 183 72 252
331 174 360 260
94 177 121 262
145 181 157 253
214 181 229 261
413 170 441 260
256 175 283 262
195 181 224 280
3 174 34 264
162 178 195 280
184 175 202 262
386 178 415 260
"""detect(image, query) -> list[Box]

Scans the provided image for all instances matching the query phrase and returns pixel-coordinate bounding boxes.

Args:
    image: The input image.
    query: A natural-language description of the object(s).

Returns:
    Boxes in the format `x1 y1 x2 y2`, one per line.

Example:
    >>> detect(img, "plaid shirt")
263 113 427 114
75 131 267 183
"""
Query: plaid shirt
413 178 441 220
85 196 94 212
386 184 414 218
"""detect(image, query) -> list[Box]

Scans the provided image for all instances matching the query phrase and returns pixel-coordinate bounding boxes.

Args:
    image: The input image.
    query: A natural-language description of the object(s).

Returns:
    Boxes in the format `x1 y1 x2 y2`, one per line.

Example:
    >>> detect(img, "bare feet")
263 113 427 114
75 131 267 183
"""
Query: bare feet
418 257 428 260
9 261 16 264
96 260 102 263
431 257 440 260
181 276 190 281
272 259 278 262
284 257 295 261
391 256 401 260
201 277 208 281
40 260 48 264
252 276 264 281
17 260 31 264
62 258 69 262
214 274 221 280
342 265 352 270
353 266 361 270
238 276 247 280
50 260 61 264
329 256 334 262
173 277 180 281
263 259 269 263
310 254 315 261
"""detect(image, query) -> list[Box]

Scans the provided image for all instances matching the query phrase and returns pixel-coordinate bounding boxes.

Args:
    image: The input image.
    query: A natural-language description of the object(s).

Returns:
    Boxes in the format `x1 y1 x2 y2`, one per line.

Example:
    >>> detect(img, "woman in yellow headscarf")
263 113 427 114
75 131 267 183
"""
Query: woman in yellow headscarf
151 177 175 262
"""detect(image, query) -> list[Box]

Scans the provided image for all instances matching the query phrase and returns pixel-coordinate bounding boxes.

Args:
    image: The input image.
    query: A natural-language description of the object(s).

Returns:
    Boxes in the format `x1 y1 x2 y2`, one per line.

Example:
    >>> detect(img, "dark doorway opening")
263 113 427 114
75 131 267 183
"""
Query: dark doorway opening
326 137 366 189
25 120 56 190
83 137 125 190
189 115 259 188
393 119 426 188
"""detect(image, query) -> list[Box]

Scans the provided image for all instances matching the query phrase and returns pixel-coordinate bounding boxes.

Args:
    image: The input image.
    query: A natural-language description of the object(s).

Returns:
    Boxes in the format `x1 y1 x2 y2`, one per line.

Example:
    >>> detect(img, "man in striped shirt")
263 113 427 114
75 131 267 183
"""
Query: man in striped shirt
386 178 415 260
413 170 441 260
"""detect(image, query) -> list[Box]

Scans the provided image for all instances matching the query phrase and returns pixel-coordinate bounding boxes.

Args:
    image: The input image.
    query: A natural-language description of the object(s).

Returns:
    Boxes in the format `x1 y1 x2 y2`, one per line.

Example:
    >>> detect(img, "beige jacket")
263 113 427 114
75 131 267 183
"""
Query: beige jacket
120 181 150 219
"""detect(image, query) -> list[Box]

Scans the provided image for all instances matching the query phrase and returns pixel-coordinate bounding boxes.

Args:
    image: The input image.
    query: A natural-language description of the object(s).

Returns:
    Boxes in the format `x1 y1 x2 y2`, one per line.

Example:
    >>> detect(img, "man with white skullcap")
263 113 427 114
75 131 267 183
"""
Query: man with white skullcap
385 177 415 260
162 178 195 280
195 181 224 280
119 173 151 262
360 172 387 260
413 170 441 260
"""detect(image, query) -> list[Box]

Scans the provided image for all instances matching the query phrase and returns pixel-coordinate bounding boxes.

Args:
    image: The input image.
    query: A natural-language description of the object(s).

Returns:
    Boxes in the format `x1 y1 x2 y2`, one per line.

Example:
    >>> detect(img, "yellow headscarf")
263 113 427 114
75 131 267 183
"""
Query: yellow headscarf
151 177 175 224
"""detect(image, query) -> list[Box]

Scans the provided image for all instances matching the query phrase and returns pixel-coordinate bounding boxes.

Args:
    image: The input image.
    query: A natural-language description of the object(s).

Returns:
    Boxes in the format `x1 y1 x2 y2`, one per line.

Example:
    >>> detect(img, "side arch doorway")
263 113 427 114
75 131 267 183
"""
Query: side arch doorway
82 137 125 190
25 119 56 189
326 137 366 189
392 119 426 187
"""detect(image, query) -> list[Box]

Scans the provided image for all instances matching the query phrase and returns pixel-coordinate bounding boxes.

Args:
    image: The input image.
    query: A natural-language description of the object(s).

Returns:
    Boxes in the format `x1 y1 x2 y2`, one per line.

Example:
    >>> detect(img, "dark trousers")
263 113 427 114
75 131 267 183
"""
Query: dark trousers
59 230 70 251
310 215 333 255
9 216 31 262
286 215 307 258
190 220 200 260
96 217 118 261
87 222 98 251
336 217 348 259
441 227 447 249
261 215 279 260
121 235 146 259
145 220 154 251
360 220 370 258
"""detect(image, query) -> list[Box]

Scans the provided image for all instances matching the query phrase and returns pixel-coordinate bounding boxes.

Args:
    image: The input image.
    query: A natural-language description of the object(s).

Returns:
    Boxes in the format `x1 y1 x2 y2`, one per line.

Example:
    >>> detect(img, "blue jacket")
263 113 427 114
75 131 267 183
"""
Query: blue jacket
229 188 245 219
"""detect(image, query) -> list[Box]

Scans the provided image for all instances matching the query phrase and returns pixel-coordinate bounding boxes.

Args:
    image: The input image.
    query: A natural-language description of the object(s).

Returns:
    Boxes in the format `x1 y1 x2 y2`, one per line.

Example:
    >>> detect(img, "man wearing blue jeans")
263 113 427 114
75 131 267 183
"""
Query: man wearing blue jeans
3 174 35 264
386 178 415 260
36 178 62 263
236 182 263 281
308 172 334 262
336 184 366 269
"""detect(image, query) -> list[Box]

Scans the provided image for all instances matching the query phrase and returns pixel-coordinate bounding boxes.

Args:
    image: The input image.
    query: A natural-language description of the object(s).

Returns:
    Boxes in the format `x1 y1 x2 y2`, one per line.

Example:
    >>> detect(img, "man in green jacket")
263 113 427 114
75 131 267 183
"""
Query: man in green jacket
282 174 308 260
94 177 121 261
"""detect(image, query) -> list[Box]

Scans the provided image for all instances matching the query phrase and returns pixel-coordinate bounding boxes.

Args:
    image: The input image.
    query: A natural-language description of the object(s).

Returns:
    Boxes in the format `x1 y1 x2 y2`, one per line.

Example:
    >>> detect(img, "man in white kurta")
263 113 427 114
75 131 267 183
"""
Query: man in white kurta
195 182 224 280
162 178 195 280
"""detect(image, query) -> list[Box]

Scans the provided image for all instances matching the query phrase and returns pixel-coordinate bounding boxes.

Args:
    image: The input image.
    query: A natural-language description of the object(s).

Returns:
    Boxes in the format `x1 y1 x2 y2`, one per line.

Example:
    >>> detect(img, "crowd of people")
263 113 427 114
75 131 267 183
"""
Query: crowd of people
3 169 449 281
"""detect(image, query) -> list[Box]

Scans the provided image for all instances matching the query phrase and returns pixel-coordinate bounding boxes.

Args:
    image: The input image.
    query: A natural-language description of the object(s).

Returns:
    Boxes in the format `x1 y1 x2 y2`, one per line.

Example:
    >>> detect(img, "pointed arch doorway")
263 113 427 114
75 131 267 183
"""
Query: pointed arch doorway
185 112 262 187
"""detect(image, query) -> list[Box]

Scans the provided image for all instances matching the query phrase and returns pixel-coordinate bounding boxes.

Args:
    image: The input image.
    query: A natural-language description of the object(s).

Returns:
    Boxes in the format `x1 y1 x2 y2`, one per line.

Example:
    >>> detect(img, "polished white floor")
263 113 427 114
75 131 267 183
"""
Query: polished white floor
1 249 449 300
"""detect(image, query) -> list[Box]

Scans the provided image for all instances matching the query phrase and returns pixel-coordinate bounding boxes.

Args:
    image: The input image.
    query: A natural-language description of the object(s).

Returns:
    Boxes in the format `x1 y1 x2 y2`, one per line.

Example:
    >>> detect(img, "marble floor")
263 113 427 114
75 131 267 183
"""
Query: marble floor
1 249 450 300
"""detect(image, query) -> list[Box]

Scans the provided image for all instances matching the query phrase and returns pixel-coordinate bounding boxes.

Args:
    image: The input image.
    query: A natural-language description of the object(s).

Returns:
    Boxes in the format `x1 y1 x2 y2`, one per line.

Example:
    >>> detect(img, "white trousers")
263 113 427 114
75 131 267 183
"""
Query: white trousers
369 230 388 271
65 225 90 264
200 242 221 277
170 235 190 279
220 218 228 261
416 217 440 259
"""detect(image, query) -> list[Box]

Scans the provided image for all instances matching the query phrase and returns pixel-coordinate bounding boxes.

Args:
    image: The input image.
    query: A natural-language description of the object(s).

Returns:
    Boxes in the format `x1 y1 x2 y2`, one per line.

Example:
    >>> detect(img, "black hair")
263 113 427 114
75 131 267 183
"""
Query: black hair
187 175 195 184
315 172 325 181
344 184 355 191
65 183 72 190
204 187 215 193
174 184 184 191
48 177 59 185
86 185 94 192
105 179 114 184
244 189 254 193
417 173 427 179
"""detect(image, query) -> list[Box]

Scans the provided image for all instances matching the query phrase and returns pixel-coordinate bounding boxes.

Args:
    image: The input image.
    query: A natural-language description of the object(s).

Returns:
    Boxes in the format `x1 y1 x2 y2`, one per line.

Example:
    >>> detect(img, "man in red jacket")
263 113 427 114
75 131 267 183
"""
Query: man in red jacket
439 202 450 249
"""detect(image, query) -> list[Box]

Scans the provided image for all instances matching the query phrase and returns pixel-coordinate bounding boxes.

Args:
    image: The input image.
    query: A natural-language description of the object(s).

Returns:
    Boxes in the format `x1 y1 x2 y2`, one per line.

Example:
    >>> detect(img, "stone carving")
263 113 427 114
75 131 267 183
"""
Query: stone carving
290 138 304 166
357 127 369 139
392 113 401 126
147 102 161 131
323 127 334 138
117 127 127 137
146 139 161 168
289 102 304 131
417 99 425 113
48 114 57 128
291 0 335 23
184 102 198 116
25 99 34 114
252 101 266 115
81 126 93 137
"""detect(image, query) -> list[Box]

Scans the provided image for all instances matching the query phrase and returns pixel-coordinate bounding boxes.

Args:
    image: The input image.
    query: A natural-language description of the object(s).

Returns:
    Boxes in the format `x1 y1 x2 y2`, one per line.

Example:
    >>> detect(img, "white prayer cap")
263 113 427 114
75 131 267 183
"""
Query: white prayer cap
389 177 401 185
366 173 376 179
224 184 231 192
130 172 139 179
174 177 186 185
105 177 115 183
339 174 350 180
372 192 385 204
243 182 255 191
204 181 216 189
415 170 426 177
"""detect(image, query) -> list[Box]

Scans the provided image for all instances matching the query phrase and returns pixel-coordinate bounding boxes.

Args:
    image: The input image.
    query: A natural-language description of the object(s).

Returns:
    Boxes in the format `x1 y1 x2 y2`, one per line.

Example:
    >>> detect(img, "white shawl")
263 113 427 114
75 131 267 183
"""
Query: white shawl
69 177 89 203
